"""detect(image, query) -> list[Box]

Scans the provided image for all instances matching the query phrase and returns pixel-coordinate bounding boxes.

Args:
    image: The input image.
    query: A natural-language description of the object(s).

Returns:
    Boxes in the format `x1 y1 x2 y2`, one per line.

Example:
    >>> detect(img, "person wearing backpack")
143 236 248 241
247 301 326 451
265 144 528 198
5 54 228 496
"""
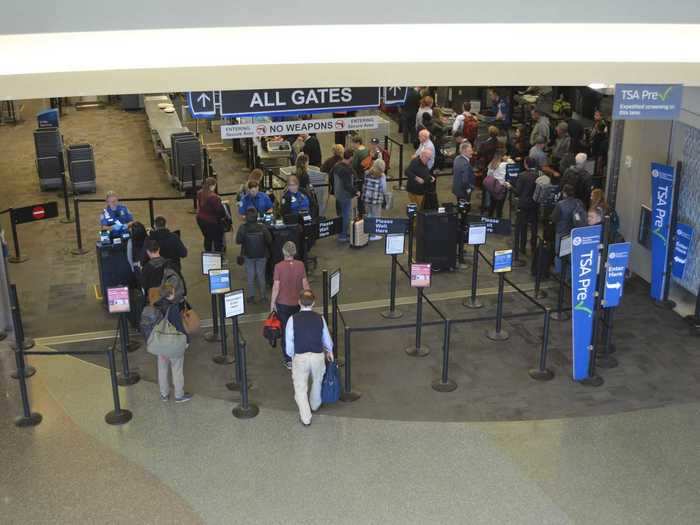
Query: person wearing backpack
452 101 479 146
140 240 186 306
561 153 593 207
285 289 334 426
551 183 586 254
142 283 193 403
236 207 273 304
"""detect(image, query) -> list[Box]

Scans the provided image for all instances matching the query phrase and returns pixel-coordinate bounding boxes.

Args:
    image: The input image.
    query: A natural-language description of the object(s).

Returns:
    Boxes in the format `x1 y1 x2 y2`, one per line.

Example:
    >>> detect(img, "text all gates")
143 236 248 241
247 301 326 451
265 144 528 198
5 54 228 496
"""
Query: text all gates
220 116 378 140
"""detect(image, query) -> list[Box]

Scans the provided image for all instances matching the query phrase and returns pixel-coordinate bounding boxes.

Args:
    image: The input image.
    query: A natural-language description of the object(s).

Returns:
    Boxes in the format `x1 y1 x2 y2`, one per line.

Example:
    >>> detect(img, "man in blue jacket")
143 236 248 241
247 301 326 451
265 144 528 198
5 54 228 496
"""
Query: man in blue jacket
451 141 475 202
238 181 273 218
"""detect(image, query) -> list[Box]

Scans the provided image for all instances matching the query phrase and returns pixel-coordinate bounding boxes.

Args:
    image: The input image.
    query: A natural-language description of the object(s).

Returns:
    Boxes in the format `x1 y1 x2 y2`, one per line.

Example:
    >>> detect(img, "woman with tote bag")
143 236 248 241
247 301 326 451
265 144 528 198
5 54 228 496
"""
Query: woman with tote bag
143 283 193 403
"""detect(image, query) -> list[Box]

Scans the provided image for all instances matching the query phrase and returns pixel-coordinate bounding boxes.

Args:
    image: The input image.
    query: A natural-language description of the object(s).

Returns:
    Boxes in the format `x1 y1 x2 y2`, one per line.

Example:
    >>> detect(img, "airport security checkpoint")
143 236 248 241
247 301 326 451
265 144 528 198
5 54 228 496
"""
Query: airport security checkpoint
2 77 700 523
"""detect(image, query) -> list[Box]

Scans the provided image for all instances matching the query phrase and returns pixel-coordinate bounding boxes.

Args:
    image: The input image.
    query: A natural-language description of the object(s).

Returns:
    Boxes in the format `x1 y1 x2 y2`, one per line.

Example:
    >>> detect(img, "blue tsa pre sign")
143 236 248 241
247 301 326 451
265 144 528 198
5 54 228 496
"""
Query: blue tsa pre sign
613 84 683 120
650 163 676 301
672 223 694 280
570 225 602 381
604 242 631 308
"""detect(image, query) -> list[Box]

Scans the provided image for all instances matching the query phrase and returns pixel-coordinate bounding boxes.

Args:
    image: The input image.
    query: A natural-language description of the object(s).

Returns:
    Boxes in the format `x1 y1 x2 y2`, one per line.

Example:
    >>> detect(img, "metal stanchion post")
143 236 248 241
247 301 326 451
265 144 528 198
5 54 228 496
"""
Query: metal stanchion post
331 295 339 361
148 198 155 228
232 339 259 419
463 244 483 308
596 308 619 369
8 212 28 264
226 316 250 391
432 320 457 392
8 285 36 378
60 172 74 223
188 190 198 215
116 314 140 386
381 254 403 319
486 274 510 340
551 256 570 321
339 327 360 402
533 238 548 299
105 346 133 425
394 144 405 191
407 215 414 265
405 288 430 356
322 270 329 324
512 209 527 268
204 294 220 342
213 295 235 364
529 307 554 380
10 286 41 427
71 199 89 255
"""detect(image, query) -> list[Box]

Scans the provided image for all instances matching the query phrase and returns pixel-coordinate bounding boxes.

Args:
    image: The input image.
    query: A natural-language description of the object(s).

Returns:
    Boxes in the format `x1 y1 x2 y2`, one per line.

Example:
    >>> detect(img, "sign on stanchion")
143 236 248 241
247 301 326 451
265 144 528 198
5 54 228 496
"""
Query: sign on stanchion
107 286 140 386
382 234 405 319
209 269 235 365
486 249 512 341
202 252 223 342
8 202 59 263
570 225 603 383
464 223 486 308
406 203 417 264
649 162 679 308
406 263 431 357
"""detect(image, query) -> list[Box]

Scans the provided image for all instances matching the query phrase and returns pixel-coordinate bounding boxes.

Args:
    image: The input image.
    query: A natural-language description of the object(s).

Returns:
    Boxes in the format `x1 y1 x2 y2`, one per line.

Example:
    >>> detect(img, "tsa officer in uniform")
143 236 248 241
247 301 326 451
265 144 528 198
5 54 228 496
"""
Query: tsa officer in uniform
280 175 310 219
100 191 134 231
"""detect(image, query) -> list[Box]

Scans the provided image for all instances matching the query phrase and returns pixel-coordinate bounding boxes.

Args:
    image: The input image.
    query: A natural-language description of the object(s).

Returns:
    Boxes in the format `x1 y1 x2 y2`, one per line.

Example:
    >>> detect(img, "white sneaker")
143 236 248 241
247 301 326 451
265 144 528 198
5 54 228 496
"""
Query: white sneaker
369 235 382 241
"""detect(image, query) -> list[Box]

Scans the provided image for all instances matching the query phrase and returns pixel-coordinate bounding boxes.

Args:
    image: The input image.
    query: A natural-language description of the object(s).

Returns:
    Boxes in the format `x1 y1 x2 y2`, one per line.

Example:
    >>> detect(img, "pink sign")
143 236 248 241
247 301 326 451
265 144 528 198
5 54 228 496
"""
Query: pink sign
410 263 432 288
107 286 130 314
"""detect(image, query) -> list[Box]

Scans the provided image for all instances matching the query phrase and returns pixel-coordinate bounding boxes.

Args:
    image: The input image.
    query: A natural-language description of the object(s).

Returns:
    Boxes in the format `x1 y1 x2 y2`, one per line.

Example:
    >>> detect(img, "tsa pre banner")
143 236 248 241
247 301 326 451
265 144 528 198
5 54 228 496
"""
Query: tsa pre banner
650 163 676 301
570 225 602 381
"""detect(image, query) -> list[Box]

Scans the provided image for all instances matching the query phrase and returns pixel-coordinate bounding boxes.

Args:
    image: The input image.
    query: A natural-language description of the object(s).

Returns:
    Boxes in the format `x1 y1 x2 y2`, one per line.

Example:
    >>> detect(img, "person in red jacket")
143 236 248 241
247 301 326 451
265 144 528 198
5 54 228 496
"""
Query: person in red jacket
196 177 226 252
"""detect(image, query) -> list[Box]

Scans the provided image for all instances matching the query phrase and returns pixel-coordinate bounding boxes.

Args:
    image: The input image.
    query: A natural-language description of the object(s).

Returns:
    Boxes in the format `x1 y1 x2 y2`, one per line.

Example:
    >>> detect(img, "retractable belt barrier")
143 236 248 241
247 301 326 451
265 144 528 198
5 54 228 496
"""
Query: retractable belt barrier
9 284 132 427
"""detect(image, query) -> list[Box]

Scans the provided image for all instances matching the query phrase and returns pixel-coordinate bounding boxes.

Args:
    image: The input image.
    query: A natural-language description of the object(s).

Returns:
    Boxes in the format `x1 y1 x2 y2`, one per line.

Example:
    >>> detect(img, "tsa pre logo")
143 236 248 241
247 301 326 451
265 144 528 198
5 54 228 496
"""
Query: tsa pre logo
572 236 582 247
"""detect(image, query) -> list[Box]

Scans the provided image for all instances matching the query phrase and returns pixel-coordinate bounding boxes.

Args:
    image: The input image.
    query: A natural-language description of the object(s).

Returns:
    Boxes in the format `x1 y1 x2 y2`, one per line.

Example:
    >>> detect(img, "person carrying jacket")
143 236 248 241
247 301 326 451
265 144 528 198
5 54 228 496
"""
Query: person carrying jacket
236 207 273 304
285 289 334 426
147 216 188 273
331 150 357 243
508 157 540 255
452 141 475 202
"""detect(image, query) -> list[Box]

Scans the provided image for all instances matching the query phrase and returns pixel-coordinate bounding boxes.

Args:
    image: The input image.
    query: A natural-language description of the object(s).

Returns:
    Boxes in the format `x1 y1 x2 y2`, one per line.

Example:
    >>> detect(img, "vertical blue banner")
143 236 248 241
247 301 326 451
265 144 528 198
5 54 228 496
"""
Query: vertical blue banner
672 224 694 279
604 242 631 308
570 225 602 381
650 163 676 301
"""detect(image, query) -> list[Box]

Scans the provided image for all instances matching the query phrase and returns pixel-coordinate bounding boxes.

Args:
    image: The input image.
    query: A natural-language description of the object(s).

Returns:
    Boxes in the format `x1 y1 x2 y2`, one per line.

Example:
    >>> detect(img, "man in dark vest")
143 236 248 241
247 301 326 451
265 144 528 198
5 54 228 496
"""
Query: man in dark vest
284 289 334 426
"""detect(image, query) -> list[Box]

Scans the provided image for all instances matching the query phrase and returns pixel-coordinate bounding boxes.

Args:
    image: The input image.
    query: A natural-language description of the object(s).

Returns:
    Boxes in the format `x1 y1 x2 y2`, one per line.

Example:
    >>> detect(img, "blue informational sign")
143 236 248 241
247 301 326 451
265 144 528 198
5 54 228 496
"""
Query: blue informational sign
208 269 231 295
570 225 602 381
493 249 513 273
672 223 694 279
604 242 631 308
613 84 683 121
505 163 520 183
650 163 676 301
188 91 216 117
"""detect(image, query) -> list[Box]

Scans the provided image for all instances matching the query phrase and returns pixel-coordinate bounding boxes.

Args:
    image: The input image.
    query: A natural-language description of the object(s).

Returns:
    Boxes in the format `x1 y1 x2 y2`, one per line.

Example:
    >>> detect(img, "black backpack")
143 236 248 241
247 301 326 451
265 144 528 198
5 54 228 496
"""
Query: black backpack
571 199 587 229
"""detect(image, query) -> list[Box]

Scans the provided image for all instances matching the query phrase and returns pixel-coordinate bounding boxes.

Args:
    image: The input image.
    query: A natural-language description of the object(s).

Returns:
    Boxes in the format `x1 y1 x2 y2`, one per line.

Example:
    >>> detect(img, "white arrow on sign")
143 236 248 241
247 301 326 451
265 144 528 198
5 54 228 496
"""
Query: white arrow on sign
197 92 211 107
674 256 687 264
606 282 622 290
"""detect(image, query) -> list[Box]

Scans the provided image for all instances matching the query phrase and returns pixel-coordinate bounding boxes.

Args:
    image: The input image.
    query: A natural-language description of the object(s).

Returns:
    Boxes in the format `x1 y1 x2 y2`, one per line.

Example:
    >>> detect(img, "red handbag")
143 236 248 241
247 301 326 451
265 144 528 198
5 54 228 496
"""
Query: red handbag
263 312 282 347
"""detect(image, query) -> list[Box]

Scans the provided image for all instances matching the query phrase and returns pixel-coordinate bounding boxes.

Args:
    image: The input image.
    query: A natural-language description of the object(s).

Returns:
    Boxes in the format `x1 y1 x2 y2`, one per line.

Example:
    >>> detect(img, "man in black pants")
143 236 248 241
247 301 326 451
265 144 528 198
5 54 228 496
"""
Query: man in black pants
508 156 540 256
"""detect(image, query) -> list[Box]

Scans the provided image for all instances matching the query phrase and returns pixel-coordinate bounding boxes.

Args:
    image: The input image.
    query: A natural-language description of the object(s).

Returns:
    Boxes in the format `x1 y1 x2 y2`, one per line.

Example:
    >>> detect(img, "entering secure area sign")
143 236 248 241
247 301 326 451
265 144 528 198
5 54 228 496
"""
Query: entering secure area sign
221 116 378 140
613 84 683 120
570 225 602 381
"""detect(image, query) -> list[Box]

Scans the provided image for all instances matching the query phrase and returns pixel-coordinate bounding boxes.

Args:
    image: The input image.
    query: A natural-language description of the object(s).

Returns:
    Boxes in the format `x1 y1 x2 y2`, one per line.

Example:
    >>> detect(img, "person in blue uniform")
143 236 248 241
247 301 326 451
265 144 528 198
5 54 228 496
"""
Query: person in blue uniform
100 191 134 231
238 180 273 218
280 175 310 220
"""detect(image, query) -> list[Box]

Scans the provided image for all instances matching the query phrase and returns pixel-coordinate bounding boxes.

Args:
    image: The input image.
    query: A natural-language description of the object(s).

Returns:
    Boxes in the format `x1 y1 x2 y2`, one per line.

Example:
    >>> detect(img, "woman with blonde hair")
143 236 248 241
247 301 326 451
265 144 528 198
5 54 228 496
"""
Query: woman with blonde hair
587 188 609 225
294 153 310 190
362 158 387 241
